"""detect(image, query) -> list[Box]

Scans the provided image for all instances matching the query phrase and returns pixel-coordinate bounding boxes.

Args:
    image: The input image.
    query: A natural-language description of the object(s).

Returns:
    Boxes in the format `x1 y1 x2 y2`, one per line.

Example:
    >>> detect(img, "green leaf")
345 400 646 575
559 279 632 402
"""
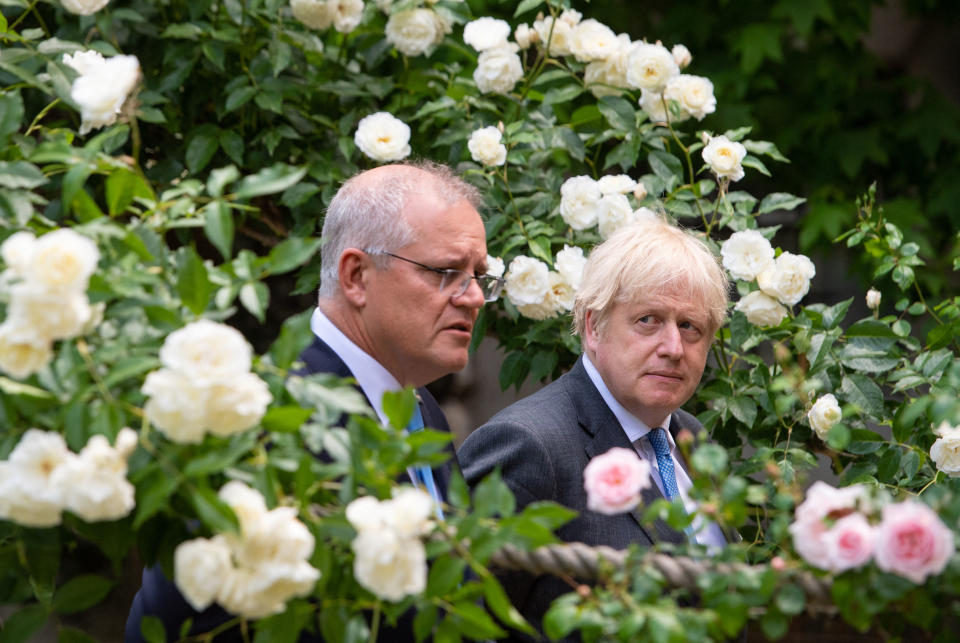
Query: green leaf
239 281 269 322
219 130 244 165
381 388 416 430
775 584 805 615
0 92 25 147
742 155 770 176
176 246 214 315
758 192 805 214
691 443 729 476
841 373 885 418
262 405 314 433
513 0 545 17
183 433 257 477
186 129 219 173
447 602 506 639
648 150 683 183
0 160 47 189
52 575 114 615
106 167 153 216
206 165 240 198
426 556 466 598
269 308 313 369
132 467 180 529
482 575 536 635
234 163 308 200
0 604 48 643
472 470 515 518
61 162 94 215
190 485 240 534
734 23 783 73
225 85 257 113
252 600 314 643
57 626 98 643
542 84 584 106
139 616 166 643
597 96 636 131
267 237 323 275
202 200 234 260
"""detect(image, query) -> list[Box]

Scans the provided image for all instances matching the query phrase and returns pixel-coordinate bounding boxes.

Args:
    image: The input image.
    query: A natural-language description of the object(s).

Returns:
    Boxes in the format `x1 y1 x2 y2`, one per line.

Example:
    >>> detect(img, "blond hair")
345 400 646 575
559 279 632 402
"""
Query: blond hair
572 218 729 337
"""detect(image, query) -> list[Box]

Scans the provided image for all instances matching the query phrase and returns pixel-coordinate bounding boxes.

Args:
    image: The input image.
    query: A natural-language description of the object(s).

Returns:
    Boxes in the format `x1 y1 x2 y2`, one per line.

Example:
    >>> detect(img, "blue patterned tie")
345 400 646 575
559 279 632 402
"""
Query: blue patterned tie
647 427 681 501
407 402 445 520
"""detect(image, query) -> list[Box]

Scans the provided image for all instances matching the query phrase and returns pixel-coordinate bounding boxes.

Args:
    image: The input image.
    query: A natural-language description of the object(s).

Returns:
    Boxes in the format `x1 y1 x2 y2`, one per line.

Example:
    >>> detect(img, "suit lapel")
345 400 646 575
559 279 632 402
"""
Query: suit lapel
566 359 685 546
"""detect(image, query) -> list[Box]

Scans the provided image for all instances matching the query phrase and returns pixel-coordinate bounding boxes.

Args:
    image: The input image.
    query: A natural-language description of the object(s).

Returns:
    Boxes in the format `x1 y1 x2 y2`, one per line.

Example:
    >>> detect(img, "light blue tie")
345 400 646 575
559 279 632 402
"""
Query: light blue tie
407 402 445 521
647 427 681 501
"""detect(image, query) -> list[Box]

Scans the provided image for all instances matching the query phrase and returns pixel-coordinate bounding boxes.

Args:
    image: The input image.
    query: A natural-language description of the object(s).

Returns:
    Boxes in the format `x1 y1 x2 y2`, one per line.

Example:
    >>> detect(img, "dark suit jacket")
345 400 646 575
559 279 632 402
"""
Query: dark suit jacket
457 357 706 642
125 336 456 642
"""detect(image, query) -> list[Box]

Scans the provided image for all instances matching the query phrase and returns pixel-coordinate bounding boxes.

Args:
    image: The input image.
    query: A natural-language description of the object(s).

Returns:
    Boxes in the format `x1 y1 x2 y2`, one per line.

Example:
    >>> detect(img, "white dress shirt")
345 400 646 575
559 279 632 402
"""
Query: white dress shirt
582 353 726 548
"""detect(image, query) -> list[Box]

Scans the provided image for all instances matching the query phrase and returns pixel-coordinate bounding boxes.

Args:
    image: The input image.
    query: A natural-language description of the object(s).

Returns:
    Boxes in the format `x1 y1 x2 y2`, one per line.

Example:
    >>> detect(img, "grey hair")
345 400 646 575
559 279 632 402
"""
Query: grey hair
572 218 729 338
317 160 482 299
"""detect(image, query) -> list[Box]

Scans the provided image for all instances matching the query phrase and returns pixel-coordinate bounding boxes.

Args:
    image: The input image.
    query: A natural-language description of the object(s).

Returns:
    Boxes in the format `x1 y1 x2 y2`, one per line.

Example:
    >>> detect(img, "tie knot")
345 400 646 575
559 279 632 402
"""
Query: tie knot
647 427 671 458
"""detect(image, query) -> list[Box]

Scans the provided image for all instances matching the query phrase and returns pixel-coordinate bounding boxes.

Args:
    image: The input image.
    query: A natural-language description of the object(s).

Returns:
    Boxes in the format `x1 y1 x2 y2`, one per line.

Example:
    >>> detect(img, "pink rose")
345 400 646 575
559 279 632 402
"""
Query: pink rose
874 500 954 584
824 512 875 573
794 481 865 524
788 516 831 570
583 447 650 515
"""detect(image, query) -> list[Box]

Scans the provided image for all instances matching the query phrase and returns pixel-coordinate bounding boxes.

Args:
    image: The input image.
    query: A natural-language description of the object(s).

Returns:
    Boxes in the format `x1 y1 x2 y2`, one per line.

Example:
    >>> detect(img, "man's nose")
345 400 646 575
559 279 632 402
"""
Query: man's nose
657 323 684 358
452 277 486 308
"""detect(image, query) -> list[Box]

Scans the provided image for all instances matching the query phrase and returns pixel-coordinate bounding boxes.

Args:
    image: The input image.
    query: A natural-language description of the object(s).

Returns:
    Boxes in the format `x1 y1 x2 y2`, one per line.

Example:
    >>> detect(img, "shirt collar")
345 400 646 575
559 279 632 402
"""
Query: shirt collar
310 307 401 425
581 352 673 445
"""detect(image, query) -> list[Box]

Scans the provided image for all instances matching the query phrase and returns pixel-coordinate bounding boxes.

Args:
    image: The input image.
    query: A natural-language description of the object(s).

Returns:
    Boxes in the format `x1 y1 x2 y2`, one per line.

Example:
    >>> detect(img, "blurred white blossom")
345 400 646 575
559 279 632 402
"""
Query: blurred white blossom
63 51 140 135
626 42 678 92
555 245 587 292
671 43 692 68
468 126 507 166
596 193 633 239
702 135 747 182
559 175 601 230
757 251 816 306
473 44 524 95
597 174 636 195
663 74 716 121
808 394 842 440
570 19 618 62
930 422 960 477
734 290 786 327
505 255 551 308
721 230 775 281
463 17 511 51
354 111 412 162
486 255 505 279
866 287 882 311
385 8 449 57
61 0 110 16
331 0 364 33
290 0 333 29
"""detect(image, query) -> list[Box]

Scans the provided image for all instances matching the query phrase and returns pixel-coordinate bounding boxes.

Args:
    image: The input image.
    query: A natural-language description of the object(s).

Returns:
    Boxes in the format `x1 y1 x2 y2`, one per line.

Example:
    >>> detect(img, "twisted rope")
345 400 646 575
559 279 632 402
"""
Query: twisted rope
490 542 835 611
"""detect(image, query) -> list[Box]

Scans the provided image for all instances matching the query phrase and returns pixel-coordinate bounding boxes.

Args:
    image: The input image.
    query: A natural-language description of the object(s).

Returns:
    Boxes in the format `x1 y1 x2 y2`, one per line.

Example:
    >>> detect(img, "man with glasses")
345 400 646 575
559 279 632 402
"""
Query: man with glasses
126 161 502 642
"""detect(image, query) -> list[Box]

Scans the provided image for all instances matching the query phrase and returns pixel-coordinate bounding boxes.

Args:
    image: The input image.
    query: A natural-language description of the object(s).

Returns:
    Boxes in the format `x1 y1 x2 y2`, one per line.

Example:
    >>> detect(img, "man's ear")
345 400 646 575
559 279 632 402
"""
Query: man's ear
583 309 600 353
338 248 370 307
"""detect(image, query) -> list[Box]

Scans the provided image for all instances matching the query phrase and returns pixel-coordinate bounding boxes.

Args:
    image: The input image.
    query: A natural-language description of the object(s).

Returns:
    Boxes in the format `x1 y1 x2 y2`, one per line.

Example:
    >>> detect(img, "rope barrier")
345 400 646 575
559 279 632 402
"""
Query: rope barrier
489 542 836 612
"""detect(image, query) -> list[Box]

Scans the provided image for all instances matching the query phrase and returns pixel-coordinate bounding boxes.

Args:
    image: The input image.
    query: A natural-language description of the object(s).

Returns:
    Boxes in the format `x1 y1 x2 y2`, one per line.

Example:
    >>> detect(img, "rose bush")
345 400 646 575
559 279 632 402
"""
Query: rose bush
1 0 959 641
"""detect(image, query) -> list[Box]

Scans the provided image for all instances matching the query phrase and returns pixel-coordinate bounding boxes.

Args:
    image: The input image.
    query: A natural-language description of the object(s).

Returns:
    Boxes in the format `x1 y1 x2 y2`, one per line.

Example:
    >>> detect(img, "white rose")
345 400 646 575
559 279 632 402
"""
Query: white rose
467 126 507 166
290 0 334 29
514 23 537 49
633 182 648 201
354 111 411 162
352 529 426 601
633 206 659 225
1 231 36 278
559 8 582 27
53 432 136 522
0 429 73 527
757 251 816 306
808 394 842 440
25 228 99 293
638 89 674 124
597 174 636 195
702 135 747 182
225 561 319 618
174 537 234 611
626 42 679 92
866 287 882 311
597 193 633 239
486 255 505 279
930 423 960 477
555 245 586 291
721 229 775 281
68 53 140 135
204 374 273 436
463 17 511 51
473 44 524 95
331 0 364 33
671 43 692 68
0 322 54 379
159 319 253 384
6 285 92 340
532 16 573 56
504 255 550 307
142 370 209 443
663 74 716 121
545 271 575 312
570 19 618 62
62 50 105 75
559 175 601 230
346 495 384 532
734 290 787 327
385 487 434 539
385 8 448 57
60 0 110 16
219 480 269 532
231 506 316 569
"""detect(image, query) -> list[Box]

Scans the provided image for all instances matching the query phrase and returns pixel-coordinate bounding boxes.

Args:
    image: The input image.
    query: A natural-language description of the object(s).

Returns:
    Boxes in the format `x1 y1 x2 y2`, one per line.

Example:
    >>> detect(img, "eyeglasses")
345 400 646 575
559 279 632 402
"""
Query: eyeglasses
367 250 505 302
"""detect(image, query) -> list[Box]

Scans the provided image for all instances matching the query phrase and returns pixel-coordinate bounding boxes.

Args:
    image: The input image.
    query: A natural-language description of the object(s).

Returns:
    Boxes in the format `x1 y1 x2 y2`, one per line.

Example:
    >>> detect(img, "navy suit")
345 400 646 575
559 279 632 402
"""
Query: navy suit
125 337 456 642
458 357 706 642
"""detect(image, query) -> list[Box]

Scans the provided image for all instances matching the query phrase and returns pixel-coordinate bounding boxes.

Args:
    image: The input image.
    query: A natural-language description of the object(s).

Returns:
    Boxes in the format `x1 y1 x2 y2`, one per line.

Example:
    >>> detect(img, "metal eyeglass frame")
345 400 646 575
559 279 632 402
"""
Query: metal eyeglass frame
366 250 505 302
